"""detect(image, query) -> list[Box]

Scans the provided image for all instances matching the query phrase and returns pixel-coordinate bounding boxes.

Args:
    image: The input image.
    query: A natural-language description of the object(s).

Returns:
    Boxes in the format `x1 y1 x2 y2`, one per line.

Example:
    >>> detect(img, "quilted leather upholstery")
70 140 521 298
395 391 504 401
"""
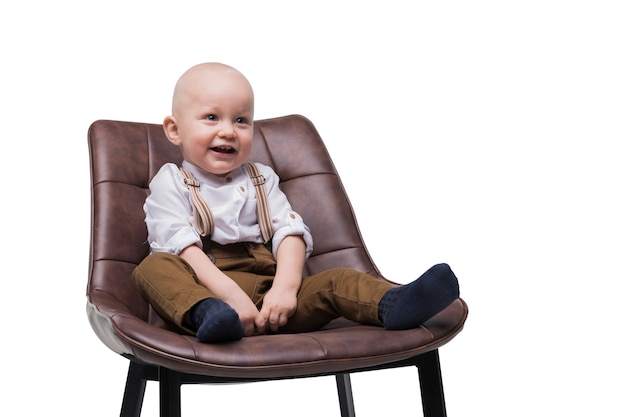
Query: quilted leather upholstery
86 115 467 379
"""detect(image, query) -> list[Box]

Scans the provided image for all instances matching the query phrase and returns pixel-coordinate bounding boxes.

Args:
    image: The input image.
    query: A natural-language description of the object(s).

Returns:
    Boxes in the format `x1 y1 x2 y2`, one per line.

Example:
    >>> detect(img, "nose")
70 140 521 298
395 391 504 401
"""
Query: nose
218 121 236 139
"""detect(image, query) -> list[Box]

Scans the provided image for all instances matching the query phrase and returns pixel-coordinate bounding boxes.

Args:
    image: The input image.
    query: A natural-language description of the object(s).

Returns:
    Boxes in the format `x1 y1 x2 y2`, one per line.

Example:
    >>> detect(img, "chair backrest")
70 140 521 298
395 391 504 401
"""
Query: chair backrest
87 115 383 325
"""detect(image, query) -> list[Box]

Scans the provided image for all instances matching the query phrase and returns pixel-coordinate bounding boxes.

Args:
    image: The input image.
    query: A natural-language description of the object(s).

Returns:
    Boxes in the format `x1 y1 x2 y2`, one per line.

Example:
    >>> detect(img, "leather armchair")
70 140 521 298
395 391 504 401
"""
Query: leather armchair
87 115 468 417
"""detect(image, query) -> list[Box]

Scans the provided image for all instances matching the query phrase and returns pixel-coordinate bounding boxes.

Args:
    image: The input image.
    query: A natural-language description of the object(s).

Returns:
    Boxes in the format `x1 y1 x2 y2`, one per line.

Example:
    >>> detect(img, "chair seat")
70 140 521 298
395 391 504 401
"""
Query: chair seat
88 292 466 379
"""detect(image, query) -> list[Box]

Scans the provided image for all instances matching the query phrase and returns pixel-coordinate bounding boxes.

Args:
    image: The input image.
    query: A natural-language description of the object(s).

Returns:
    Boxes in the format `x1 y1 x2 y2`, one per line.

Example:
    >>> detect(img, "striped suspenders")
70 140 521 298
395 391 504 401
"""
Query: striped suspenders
242 163 274 243
179 163 275 243
179 168 214 237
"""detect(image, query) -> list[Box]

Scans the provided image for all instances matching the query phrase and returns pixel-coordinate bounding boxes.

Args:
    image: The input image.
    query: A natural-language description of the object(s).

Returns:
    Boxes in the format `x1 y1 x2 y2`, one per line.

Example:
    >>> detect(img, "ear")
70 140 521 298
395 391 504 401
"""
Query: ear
163 115 181 146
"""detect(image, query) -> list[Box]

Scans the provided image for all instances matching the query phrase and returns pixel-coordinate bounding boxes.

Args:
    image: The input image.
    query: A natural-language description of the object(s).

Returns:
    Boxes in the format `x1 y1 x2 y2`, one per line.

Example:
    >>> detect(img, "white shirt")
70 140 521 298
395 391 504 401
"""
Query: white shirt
144 161 313 259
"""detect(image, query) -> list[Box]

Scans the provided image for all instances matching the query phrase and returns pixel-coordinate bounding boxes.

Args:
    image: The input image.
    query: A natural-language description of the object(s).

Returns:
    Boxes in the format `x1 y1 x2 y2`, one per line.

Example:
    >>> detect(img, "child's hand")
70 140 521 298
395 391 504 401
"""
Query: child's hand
223 292 266 336
261 235 305 333
259 286 298 333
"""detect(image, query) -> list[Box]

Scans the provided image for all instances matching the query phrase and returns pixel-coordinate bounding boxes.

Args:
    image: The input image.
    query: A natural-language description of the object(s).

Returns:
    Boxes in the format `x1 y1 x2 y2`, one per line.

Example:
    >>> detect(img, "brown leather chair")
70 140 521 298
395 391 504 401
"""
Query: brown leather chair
87 115 468 417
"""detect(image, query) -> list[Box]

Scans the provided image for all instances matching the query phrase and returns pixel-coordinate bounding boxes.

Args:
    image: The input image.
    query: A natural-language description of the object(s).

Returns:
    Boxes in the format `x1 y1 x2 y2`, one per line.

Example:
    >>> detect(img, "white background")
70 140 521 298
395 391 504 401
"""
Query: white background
2 1 624 416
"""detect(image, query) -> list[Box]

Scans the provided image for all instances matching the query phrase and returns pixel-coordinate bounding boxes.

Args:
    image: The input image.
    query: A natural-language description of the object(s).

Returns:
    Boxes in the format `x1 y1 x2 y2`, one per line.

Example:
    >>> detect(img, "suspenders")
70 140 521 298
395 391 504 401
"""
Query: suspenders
242 163 274 244
179 168 214 237
179 163 275 243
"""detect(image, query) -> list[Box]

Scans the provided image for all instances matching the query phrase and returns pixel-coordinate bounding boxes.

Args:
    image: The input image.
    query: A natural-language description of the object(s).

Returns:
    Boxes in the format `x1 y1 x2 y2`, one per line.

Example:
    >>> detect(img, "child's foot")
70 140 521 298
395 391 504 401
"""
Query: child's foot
379 263 460 330
190 298 245 343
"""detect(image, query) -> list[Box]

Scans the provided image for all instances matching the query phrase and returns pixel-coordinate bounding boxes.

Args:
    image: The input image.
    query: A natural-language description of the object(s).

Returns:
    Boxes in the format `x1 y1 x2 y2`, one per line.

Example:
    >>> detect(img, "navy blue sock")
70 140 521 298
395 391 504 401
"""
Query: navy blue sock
379 263 460 330
190 298 244 343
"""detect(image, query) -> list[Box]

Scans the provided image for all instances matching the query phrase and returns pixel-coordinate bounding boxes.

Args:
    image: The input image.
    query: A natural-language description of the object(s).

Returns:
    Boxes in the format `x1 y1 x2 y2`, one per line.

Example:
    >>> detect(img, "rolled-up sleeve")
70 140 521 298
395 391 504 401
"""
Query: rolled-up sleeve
271 209 314 259
144 164 202 255
259 165 314 259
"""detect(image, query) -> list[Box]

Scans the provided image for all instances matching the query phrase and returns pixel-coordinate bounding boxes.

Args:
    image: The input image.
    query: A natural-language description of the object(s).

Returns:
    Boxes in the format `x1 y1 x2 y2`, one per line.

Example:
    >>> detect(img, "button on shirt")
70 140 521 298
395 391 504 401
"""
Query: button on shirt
144 161 314 259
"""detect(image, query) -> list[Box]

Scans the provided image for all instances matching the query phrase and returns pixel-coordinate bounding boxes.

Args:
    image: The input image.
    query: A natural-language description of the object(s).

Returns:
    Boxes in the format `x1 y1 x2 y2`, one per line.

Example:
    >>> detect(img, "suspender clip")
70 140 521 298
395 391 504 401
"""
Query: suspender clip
183 178 200 188
249 173 265 186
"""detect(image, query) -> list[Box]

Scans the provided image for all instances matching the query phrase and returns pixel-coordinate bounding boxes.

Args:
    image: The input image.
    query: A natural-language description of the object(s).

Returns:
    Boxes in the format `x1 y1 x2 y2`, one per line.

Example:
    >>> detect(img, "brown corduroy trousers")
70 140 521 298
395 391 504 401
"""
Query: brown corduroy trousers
132 242 393 335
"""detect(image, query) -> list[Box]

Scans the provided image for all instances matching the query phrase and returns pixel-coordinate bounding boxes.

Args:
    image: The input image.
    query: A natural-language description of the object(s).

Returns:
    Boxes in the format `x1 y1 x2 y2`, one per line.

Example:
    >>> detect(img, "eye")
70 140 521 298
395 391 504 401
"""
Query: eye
205 114 217 121
235 117 248 124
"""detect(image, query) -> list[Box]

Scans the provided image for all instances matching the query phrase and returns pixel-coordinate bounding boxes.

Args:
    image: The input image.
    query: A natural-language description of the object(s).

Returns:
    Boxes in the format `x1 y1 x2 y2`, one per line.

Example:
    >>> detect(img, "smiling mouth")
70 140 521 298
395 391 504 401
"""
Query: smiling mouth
211 146 236 154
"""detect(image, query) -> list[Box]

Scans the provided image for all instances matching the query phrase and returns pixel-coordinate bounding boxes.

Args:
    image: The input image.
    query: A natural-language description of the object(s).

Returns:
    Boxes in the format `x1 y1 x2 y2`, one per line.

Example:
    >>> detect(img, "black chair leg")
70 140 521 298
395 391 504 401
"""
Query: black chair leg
417 349 447 417
120 361 149 417
336 373 356 417
159 367 182 417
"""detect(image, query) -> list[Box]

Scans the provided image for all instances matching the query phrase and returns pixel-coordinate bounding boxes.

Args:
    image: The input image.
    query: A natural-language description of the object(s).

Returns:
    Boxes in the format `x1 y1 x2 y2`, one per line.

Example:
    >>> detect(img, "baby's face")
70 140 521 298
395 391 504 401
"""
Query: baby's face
169 67 254 176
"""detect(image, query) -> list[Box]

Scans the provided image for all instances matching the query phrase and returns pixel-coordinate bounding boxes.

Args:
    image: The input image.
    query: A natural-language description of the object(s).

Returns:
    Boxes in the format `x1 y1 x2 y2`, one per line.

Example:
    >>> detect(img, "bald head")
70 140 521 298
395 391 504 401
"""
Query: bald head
171 62 254 118
162 62 256 175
